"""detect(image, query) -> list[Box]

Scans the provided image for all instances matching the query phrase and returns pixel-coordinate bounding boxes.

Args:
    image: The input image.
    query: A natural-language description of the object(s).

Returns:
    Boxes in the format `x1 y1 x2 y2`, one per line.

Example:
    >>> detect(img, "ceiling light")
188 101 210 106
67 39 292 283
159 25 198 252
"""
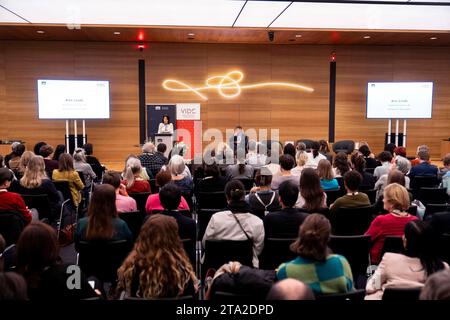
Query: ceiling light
36 30 45 34
363 35 371 39
113 31 121 35
187 33 195 36
295 34 302 38
430 36 437 40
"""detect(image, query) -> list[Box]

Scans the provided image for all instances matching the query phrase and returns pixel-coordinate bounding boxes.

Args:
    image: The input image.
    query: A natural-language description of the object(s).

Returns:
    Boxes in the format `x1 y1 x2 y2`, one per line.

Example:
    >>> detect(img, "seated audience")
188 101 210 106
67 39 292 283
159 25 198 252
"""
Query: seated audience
271 155 299 191
15 151 34 180
0 167 34 223
317 159 339 190
295 141 307 155
122 157 151 193
374 151 393 180
0 272 28 301
247 168 280 217
393 146 411 172
202 180 264 268
75 184 132 246
264 181 308 239
102 171 137 213
39 145 59 179
332 152 351 178
73 148 96 190
246 141 267 168
145 170 190 214
33 141 47 156
267 279 315 300
351 153 375 190
168 155 193 195
52 153 84 206
358 144 380 169
410 145 429 167
276 214 354 294
283 143 296 159
319 139 333 163
82 143 104 180
365 183 418 264
441 153 450 195
117 214 198 299
427 211 450 237
365 220 448 300
3 142 20 169
295 168 327 211
384 143 397 157
291 151 308 177
420 269 450 300
122 155 151 181
137 142 167 178
305 141 326 169
408 150 438 179
375 169 413 212
330 171 370 214
17 222 97 300
8 143 26 172
375 159 411 199
225 158 254 180
196 162 227 193
52 144 66 161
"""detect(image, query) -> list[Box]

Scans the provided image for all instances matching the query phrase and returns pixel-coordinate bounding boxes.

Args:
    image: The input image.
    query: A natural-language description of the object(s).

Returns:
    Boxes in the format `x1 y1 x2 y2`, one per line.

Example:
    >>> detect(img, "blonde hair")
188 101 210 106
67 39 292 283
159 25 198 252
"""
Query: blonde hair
384 183 410 211
168 155 185 176
296 152 309 167
20 155 47 188
18 151 35 175
124 157 142 189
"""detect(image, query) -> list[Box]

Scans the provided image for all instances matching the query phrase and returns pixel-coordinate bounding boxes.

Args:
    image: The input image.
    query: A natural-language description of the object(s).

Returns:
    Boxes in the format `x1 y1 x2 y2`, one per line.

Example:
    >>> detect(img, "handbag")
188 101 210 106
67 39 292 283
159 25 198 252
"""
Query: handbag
58 223 76 246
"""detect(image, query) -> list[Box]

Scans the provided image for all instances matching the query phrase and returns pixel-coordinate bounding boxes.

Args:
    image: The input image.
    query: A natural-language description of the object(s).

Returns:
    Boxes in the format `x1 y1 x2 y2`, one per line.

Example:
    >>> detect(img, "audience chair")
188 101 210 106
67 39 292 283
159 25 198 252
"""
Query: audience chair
20 194 53 221
198 209 221 240
360 189 377 205
203 240 253 277
407 205 418 217
0 211 26 246
410 176 439 199
53 181 75 209
364 168 375 175
382 287 422 301
332 140 355 155
181 238 196 269
150 209 192 219
196 191 227 211
325 189 343 207
236 178 255 193
380 236 405 260
260 238 297 270
128 192 152 215
119 211 146 241
424 204 450 220
149 179 159 194
316 289 366 301
1 243 17 271
210 291 253 302
418 187 448 206
439 233 450 264
331 205 375 236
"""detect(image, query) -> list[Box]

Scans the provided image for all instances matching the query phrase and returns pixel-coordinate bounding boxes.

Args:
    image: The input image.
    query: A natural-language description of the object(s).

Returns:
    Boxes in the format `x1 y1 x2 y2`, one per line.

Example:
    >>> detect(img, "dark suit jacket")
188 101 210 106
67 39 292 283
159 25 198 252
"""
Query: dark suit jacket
263 207 308 239
408 162 438 179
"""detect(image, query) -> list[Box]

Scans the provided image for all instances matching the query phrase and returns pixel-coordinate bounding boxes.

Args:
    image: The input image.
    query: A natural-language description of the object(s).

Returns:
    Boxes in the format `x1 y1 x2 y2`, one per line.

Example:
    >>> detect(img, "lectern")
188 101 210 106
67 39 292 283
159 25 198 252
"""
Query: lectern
154 133 173 158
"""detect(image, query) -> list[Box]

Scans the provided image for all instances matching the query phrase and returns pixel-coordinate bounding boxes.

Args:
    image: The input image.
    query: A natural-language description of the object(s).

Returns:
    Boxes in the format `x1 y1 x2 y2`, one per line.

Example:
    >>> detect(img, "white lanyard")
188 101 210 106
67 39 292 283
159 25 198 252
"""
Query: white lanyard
254 191 276 215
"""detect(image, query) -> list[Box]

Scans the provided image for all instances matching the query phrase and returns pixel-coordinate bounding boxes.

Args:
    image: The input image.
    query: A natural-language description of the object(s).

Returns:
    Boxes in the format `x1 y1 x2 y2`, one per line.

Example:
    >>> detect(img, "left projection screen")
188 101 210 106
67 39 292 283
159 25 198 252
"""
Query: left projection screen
37 79 110 119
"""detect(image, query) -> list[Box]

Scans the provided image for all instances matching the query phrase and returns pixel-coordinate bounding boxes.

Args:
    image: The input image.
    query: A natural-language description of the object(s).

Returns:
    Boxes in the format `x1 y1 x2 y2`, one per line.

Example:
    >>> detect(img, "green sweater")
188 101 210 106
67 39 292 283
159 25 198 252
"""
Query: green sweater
330 192 371 215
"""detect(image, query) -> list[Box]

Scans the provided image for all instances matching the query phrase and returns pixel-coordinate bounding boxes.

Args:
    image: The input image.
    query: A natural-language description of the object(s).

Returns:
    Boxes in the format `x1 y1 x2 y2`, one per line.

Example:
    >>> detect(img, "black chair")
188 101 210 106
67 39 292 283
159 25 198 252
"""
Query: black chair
203 240 253 276
382 287 422 301
53 181 74 206
360 189 377 205
181 192 194 213
439 233 450 264
20 194 53 221
380 236 405 259
2 244 17 271
424 204 450 220
119 211 146 241
128 192 151 215
328 235 371 283
76 171 86 186
325 189 343 207
331 205 374 236
181 238 196 269
260 238 297 270
0 211 26 246
76 240 132 283
410 176 439 199
316 289 366 301
196 191 227 211
332 140 355 155
407 205 418 217
335 177 344 190
198 209 220 240
150 209 192 219
418 187 448 205
149 179 159 194
236 178 255 192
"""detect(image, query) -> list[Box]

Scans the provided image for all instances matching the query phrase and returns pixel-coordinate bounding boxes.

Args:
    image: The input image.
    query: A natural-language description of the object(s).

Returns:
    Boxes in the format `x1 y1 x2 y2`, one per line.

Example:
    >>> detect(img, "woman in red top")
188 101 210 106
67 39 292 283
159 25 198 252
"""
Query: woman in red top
122 157 151 194
365 183 417 264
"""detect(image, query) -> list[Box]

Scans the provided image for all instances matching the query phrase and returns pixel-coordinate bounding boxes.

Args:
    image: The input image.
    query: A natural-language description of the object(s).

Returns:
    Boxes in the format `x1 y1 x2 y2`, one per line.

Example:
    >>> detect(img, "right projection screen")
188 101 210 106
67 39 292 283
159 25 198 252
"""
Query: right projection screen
366 82 433 119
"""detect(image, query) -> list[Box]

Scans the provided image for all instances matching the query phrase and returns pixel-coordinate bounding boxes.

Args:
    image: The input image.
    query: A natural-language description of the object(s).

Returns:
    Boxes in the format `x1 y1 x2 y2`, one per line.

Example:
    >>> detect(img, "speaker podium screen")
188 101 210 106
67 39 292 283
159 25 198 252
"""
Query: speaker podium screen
37 79 110 119
366 82 433 119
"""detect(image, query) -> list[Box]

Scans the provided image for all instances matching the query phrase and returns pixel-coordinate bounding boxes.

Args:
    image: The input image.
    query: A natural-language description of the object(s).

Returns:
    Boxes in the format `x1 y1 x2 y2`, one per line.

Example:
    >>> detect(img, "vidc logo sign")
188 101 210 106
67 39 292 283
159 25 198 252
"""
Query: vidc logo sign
176 103 200 120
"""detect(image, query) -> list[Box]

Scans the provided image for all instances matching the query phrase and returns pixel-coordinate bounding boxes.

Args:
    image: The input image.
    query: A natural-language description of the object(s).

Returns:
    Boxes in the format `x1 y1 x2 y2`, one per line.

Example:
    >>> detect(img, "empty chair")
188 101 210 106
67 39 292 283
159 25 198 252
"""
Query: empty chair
331 205 374 236
20 194 53 221
360 189 377 205
196 191 227 211
0 211 27 245
418 187 448 205
382 287 422 301
260 238 297 270
380 236 405 259
424 204 450 220
315 289 366 301
119 211 146 241
203 240 253 275
76 239 132 283
328 235 371 285
332 140 355 155
128 192 151 215
325 189 343 207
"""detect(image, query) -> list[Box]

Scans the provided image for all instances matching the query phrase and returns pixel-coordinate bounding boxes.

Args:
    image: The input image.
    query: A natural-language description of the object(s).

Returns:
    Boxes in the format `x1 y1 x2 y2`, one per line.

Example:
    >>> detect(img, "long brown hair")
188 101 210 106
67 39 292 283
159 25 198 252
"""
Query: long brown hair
300 168 324 211
58 153 74 172
20 155 47 188
16 222 59 287
316 159 334 180
290 214 331 261
117 215 197 298
86 184 117 240
333 152 350 176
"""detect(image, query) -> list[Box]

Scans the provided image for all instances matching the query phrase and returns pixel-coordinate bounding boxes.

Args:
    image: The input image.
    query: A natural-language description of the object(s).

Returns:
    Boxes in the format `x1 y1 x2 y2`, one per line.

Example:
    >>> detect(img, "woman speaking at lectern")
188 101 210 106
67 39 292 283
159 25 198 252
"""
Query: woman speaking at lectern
157 115 174 134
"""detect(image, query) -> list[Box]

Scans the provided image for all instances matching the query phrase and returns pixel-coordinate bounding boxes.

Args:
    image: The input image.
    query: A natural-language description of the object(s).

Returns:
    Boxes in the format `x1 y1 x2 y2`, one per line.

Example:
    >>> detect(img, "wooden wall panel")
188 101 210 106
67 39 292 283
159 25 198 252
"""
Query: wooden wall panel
0 40 449 166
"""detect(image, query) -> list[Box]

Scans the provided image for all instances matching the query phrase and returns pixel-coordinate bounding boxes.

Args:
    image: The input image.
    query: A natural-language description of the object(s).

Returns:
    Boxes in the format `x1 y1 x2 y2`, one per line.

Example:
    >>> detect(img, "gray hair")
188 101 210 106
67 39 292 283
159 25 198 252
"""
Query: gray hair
395 156 410 174
168 155 185 176
124 157 142 188
73 148 86 162
142 142 155 153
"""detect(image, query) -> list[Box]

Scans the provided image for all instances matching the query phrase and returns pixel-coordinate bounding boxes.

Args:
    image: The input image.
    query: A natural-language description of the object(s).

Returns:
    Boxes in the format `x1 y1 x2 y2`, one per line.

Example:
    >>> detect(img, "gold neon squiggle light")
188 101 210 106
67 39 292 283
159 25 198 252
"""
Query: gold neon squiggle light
162 70 314 100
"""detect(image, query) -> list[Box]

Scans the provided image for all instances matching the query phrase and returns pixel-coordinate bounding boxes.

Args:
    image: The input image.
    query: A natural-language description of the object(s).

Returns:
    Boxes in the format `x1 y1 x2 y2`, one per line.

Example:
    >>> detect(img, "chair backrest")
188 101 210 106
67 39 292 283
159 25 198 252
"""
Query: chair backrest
332 140 355 155
77 239 131 282
328 235 371 278
0 211 27 246
382 287 422 301
181 238 196 269
197 191 227 210
360 189 377 205
76 171 86 186
198 209 221 240
128 192 151 215
204 240 253 272
380 236 405 259
325 189 344 207
331 205 374 236
316 289 366 301
2 244 17 271
439 233 450 264
149 179 159 194
364 168 375 175
424 204 450 220
53 180 73 204
418 187 448 205
20 194 53 220
411 176 439 198
236 178 255 192
119 211 146 241
211 291 252 301
260 238 297 270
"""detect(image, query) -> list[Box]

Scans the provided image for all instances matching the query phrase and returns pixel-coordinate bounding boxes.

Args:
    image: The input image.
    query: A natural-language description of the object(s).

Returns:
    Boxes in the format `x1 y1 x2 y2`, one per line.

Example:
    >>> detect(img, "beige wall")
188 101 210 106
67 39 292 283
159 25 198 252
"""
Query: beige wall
0 41 449 165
